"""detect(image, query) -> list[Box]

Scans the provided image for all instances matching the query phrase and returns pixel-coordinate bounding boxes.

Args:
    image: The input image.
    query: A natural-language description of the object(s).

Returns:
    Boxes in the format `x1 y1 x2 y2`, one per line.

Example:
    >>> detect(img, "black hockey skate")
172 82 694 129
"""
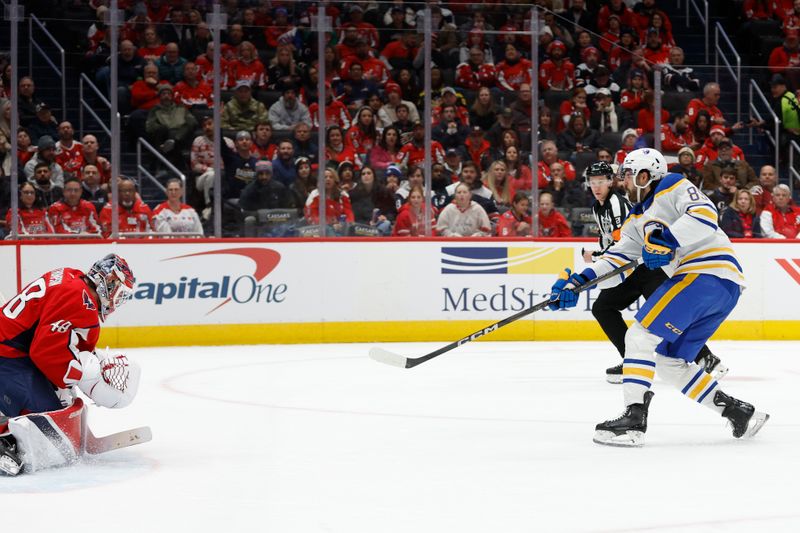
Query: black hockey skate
593 391 654 447
0 435 22 476
713 391 769 439
695 352 728 380
605 363 623 384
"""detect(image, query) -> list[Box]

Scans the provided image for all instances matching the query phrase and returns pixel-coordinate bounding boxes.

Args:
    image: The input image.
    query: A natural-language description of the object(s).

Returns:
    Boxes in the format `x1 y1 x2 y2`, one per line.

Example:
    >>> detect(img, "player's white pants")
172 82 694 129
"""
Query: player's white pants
623 322 724 413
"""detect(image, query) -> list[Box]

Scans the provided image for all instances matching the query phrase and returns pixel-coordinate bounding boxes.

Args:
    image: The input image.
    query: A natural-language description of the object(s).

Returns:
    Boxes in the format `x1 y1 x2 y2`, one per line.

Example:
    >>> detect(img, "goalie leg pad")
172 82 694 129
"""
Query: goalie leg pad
8 398 86 473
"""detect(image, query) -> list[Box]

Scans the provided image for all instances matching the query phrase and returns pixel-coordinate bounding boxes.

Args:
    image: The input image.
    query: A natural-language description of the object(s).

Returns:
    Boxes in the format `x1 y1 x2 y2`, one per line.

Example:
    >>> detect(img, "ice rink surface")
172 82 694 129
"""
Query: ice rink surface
2 340 799 533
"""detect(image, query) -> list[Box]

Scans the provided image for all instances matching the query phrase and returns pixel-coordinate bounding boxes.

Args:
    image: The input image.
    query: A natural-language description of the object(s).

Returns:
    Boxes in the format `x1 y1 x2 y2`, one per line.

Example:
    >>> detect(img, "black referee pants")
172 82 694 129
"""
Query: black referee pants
591 264 712 362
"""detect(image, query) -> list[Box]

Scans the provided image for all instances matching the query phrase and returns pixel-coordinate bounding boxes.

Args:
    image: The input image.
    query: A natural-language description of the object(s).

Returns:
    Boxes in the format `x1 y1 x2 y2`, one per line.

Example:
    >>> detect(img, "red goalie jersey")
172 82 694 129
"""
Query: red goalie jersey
0 268 101 389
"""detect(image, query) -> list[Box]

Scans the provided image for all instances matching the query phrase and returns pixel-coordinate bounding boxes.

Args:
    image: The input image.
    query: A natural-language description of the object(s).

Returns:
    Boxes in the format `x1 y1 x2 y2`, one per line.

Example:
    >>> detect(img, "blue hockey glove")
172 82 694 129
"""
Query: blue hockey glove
643 228 679 269
548 268 590 310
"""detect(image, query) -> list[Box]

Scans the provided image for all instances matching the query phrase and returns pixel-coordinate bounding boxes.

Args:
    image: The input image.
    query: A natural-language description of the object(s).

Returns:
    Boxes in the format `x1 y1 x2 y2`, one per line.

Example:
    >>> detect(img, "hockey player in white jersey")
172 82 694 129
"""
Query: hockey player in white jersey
548 148 769 447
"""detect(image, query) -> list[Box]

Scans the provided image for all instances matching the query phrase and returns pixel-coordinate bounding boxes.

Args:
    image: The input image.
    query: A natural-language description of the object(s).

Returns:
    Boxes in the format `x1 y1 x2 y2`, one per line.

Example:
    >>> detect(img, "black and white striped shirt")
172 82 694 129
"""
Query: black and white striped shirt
592 190 632 254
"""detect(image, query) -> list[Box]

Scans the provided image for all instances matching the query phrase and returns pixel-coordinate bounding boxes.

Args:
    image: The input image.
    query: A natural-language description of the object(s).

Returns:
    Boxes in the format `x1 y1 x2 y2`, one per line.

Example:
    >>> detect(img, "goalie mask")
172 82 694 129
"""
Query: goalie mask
87 254 135 321
618 148 668 203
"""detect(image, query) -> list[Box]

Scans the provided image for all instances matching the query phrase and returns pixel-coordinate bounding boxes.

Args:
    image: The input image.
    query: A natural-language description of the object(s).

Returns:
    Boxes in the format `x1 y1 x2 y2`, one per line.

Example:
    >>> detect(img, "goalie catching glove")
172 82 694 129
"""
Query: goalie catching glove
74 350 141 408
548 268 592 310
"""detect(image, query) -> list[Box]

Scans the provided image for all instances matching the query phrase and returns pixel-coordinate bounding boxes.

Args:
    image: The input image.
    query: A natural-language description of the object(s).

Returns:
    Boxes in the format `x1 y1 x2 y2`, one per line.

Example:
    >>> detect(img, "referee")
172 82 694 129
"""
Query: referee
582 162 726 383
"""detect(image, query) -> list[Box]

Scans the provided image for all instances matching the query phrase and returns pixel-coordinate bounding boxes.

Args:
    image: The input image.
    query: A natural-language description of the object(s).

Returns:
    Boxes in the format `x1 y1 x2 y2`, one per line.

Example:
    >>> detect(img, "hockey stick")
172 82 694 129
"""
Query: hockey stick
85 426 152 455
369 259 639 369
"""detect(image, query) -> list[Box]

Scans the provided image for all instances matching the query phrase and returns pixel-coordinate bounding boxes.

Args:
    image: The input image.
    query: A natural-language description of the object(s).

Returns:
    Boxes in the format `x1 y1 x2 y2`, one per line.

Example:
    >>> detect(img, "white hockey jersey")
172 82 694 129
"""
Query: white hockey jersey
587 173 746 289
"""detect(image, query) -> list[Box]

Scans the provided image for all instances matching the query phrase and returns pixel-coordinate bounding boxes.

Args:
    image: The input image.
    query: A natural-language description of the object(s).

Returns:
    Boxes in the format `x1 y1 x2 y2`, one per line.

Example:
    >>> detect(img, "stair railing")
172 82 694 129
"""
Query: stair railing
788 141 799 196
715 22 741 124
78 73 112 140
686 0 709 64
136 137 188 203
28 14 66 119
749 79 780 176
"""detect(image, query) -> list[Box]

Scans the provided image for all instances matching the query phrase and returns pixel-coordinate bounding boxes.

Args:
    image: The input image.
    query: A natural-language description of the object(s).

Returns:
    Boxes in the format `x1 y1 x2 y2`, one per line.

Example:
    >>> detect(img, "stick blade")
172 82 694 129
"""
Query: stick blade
369 347 409 368
85 426 153 455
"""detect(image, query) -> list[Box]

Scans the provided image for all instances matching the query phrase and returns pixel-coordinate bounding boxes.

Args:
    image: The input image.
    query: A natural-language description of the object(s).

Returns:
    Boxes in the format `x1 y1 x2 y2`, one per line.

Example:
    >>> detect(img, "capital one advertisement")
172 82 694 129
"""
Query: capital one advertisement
10 240 800 333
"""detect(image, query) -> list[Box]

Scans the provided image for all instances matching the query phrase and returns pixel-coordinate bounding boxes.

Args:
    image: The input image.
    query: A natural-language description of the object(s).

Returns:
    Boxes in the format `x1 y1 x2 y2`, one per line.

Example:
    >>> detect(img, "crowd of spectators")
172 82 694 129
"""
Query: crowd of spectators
0 0 797 239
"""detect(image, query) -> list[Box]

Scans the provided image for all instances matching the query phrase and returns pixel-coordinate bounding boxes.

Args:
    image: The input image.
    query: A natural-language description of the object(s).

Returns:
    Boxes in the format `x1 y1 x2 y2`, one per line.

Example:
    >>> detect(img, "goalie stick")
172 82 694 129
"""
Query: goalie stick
370 259 639 369
84 425 152 455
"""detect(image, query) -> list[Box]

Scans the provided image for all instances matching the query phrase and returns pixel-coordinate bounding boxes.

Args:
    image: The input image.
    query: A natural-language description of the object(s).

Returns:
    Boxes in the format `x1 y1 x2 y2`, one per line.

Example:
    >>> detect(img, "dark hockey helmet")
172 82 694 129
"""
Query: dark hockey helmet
87 254 136 321
586 161 614 180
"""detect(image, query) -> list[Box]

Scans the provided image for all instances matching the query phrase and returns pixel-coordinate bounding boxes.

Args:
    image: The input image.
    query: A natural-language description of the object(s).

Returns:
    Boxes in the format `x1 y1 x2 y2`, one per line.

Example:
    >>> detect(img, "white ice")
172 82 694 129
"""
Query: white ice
2 341 800 533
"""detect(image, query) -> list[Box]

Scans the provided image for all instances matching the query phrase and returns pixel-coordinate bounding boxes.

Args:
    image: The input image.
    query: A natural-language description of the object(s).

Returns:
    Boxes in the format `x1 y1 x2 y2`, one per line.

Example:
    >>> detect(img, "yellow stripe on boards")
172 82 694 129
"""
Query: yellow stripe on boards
623 367 656 379
94 319 800 348
689 373 712 400
641 274 698 328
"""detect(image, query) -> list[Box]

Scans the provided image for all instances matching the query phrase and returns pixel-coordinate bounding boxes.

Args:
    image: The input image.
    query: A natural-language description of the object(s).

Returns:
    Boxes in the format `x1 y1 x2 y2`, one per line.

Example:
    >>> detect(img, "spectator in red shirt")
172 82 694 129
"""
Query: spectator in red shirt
250 121 277 161
538 41 575 92
264 7 294 50
465 126 491 169
16 128 36 168
598 0 636 33
6 181 54 235
496 43 533 91
195 42 228 90
55 121 84 178
393 185 435 237
128 62 165 141
80 134 112 186
600 15 623 56
173 62 213 114
99 178 153 238
137 26 165 62
637 90 670 134
227 41 266 90
695 128 746 167
768 29 800 88
456 47 498 91
538 192 572 237
559 87 591 132
615 128 640 165
346 106 379 157
496 191 532 237
760 184 800 238
620 69 647 111
641 28 671 66
48 177 101 236
660 112 695 152
310 87 353 130
721 189 764 238
380 32 420 72
752 164 779 212
539 139 578 185
340 4 379 51
399 122 446 169
686 82 744 133
303 167 355 234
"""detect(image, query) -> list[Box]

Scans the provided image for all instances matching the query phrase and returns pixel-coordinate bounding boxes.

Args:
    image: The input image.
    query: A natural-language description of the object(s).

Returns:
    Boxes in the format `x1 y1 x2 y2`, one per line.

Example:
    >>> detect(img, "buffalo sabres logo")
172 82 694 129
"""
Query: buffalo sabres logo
82 289 96 311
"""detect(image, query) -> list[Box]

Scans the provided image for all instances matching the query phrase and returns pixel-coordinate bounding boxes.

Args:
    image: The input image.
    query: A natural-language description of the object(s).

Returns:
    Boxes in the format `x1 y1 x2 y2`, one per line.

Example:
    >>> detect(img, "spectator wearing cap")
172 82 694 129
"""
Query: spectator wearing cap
668 146 703 189
620 69 647 112
309 85 353 130
17 77 42 128
486 106 516 149
662 47 700 93
220 130 259 201
768 29 800 89
264 7 295 50
156 42 187 85
24 135 65 187
598 0 636 33
268 85 311 131
641 27 670 67
695 126 746 168
701 138 758 191
615 128 640 165
600 15 623 57
455 47 498 91
221 80 269 138
341 40 389 85
755 74 800 152
399 122 446 169
575 47 603 88
341 5 379 51
660 112 694 152
498 43 535 92
432 87 470 127
465 126 491 170
585 65 621 104
539 41 576 92
227 41 266 90
239 159 295 212
380 6 414 50
145 82 198 158
27 102 59 146
444 148 463 178
591 87 631 134
608 27 638 73
378 82 420 128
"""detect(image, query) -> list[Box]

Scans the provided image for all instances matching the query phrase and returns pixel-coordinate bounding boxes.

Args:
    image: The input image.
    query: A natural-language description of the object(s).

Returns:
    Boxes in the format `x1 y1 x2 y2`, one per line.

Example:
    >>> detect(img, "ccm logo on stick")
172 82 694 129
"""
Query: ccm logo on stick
457 324 499 345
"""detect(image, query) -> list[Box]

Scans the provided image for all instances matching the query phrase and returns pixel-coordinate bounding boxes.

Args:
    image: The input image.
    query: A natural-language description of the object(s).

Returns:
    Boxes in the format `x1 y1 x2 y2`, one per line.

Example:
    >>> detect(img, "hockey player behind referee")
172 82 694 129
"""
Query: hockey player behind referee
582 161 726 384
549 149 768 446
